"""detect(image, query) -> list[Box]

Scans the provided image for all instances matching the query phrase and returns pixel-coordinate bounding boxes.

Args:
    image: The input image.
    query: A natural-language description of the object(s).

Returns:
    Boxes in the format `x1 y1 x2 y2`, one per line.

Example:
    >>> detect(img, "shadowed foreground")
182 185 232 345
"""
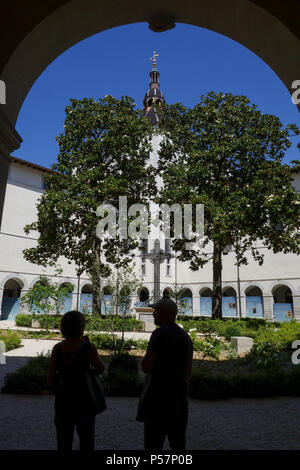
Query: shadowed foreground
1 395 300 450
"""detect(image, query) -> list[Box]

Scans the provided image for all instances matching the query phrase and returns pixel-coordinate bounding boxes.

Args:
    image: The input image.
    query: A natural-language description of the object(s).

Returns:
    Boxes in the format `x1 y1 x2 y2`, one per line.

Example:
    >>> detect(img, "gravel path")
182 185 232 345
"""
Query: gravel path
1 395 300 450
1 338 300 450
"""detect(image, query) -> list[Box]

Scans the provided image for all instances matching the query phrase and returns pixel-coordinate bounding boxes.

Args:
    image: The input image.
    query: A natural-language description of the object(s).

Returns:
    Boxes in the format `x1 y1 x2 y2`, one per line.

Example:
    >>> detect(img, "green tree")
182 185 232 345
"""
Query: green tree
164 285 190 316
157 92 300 319
101 262 143 354
23 96 156 315
20 274 73 331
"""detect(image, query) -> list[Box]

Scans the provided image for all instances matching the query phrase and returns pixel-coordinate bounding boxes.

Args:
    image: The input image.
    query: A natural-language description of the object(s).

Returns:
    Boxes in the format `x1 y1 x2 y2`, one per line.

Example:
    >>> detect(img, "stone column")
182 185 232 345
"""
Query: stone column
0 110 22 227
193 296 200 316
293 295 300 322
71 290 79 311
240 295 247 318
0 288 4 320
263 295 274 322
19 290 29 314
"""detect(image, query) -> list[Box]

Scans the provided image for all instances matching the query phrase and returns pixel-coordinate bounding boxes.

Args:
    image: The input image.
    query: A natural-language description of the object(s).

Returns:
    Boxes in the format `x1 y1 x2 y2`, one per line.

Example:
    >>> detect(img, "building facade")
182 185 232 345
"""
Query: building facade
1 64 300 322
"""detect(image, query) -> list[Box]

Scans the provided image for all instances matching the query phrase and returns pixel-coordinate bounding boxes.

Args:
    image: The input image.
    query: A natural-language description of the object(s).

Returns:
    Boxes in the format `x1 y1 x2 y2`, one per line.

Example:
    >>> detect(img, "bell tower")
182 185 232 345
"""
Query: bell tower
143 51 165 126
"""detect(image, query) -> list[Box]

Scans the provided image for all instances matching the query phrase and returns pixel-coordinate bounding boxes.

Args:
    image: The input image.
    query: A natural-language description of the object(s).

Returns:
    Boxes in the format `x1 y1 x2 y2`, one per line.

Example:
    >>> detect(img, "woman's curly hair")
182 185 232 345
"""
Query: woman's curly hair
60 310 85 339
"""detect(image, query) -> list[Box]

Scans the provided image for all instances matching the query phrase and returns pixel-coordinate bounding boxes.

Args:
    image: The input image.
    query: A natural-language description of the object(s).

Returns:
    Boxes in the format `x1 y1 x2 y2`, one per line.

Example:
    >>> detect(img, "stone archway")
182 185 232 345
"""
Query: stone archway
80 283 93 314
0 0 299 223
222 286 238 317
0 278 23 321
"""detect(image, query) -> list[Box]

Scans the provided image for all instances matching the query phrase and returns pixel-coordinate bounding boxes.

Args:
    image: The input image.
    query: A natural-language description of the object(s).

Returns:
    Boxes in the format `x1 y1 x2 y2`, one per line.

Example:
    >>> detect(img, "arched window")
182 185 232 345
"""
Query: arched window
222 287 237 317
136 287 150 307
272 285 293 322
57 282 74 314
179 288 193 315
102 286 113 315
245 286 264 318
199 288 212 317
80 284 93 314
1 279 23 321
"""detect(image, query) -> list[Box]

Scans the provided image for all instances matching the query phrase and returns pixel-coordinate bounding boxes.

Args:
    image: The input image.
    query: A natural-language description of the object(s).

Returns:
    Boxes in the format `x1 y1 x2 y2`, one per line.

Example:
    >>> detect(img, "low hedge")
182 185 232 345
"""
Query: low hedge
0 330 22 351
2 353 51 393
189 367 300 400
102 353 143 397
3 350 300 400
90 333 148 351
15 314 144 332
176 317 299 349
15 314 33 327
85 315 144 332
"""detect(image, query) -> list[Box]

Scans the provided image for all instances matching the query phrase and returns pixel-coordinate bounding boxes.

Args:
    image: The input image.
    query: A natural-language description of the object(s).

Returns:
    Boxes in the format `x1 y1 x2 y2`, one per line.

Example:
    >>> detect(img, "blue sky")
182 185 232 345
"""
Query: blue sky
14 22 299 168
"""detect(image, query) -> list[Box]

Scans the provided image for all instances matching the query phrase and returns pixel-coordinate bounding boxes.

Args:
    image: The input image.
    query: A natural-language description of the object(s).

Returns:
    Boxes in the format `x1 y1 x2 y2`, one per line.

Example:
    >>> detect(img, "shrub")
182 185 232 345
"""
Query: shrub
189 367 300 400
16 314 33 327
2 352 51 394
0 330 22 351
85 315 143 332
90 333 148 352
35 314 62 329
224 325 243 341
189 371 230 400
254 320 300 350
103 352 143 396
192 336 222 360
245 342 280 370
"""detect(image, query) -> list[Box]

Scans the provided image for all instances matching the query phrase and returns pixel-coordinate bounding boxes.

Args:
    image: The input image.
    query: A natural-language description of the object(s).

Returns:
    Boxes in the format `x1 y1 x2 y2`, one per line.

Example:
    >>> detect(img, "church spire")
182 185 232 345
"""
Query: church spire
143 50 165 126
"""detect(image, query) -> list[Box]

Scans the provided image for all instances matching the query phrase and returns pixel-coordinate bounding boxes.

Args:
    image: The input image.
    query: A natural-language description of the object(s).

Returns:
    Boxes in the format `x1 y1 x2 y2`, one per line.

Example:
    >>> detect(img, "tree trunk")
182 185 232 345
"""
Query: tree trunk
212 241 222 320
92 285 101 317
91 243 102 317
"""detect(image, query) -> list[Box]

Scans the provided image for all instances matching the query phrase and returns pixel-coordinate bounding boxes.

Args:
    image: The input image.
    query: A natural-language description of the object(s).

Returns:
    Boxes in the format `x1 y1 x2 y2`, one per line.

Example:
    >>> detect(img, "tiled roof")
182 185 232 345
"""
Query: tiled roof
10 156 55 174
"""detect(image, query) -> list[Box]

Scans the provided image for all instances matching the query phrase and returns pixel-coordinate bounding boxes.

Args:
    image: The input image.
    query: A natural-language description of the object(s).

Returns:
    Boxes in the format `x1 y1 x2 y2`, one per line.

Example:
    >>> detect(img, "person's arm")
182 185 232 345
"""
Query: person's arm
47 343 59 386
186 341 194 383
140 330 160 373
89 342 105 374
140 351 158 373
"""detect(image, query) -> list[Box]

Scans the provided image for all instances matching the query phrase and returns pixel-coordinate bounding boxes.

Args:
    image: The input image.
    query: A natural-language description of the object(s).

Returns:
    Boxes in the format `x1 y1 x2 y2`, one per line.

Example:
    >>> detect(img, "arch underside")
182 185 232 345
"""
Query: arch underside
1 0 299 126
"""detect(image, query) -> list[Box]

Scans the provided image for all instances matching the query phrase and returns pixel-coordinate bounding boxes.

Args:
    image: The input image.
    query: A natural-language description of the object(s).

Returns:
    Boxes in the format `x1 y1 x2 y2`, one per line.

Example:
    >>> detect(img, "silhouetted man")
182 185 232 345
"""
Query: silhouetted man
136 297 193 450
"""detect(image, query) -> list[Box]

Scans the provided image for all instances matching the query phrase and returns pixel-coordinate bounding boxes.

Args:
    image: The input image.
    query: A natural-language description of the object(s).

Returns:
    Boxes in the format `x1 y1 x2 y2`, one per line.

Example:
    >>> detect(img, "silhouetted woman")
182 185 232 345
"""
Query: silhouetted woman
47 310 105 451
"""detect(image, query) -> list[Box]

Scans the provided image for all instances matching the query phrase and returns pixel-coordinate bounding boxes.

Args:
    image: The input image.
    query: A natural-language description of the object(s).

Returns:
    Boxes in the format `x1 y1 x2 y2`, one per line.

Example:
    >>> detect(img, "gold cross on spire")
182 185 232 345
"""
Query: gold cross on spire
150 50 159 68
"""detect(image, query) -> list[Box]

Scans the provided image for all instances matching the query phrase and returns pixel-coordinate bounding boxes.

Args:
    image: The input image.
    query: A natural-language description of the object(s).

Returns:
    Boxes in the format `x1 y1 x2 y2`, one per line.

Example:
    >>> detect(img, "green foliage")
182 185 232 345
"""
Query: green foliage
177 317 275 341
23 95 156 315
3 339 300 399
15 314 33 327
15 313 144 333
0 330 22 351
102 353 143 396
189 367 300 400
254 319 300 349
220 341 239 360
192 336 222 360
101 264 143 316
33 314 61 329
223 325 243 341
158 91 300 318
246 342 280 370
2 352 51 394
20 274 73 317
90 333 148 352
85 315 144 332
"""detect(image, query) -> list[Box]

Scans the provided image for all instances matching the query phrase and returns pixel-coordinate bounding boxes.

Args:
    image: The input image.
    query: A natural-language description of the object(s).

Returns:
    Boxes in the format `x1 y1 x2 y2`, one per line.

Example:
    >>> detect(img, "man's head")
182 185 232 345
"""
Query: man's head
149 297 178 326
